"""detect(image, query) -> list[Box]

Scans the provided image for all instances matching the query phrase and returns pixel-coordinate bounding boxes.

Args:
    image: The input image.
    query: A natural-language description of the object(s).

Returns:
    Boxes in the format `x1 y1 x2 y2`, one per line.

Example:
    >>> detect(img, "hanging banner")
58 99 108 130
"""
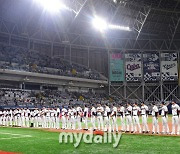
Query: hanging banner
143 53 160 81
125 53 142 81
110 53 124 81
161 53 178 81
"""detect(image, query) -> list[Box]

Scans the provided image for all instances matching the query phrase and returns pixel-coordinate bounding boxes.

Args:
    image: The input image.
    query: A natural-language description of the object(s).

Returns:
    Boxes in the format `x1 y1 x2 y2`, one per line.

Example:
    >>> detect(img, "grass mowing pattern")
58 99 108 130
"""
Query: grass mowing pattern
0 127 179 154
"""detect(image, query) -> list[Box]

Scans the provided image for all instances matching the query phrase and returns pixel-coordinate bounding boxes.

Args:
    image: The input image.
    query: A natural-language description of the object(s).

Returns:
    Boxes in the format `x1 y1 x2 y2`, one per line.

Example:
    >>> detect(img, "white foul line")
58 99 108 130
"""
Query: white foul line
0 132 32 140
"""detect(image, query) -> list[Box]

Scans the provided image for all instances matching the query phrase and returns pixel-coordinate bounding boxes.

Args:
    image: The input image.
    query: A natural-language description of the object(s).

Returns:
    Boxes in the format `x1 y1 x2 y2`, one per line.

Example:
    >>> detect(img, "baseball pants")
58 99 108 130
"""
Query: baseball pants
142 115 149 132
162 116 169 134
133 116 141 133
120 116 125 131
172 116 179 135
104 116 111 132
112 116 118 132
152 117 159 133
97 116 104 130
126 115 134 132
91 116 96 130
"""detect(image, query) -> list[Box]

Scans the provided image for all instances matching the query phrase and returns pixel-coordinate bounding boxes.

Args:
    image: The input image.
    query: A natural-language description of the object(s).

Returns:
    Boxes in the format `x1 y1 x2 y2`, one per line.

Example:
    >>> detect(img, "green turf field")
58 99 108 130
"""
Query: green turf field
0 115 179 154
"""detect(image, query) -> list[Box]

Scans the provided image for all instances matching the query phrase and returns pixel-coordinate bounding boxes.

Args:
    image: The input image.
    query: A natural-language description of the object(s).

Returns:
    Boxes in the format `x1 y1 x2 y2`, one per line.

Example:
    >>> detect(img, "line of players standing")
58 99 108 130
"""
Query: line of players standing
0 108 60 129
61 101 180 135
0 101 179 135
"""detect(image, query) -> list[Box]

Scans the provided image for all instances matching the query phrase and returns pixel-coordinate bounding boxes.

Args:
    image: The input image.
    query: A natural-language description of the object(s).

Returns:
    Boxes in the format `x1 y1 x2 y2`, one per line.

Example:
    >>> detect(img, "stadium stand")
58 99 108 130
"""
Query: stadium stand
0 88 109 109
0 44 102 80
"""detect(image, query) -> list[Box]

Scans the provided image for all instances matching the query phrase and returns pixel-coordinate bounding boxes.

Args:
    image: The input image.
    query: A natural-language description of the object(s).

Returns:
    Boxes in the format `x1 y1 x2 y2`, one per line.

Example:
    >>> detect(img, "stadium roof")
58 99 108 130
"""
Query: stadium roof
0 0 180 50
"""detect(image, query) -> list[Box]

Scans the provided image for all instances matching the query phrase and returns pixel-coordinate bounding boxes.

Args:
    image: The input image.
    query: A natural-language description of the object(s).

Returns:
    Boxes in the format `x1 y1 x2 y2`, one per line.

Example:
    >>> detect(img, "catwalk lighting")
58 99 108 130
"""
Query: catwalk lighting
92 16 131 31
35 0 69 13
108 24 131 31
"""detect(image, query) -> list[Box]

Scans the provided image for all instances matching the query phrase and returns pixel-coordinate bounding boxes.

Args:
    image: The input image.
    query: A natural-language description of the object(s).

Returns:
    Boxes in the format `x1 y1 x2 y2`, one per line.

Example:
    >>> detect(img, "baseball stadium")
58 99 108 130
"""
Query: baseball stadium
0 0 180 154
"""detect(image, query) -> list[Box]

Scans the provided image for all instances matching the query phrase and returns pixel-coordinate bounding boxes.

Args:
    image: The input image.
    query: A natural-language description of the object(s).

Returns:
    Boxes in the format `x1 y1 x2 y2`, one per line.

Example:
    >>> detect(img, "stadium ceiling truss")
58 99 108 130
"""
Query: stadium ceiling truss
0 0 180 101
0 17 180 52
109 77 180 103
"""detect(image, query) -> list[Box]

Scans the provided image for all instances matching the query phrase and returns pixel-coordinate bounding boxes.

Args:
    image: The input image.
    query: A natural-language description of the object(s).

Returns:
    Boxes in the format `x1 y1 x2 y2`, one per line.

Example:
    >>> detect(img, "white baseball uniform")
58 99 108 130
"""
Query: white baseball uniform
104 106 111 132
76 106 82 130
171 103 179 135
96 106 104 130
91 107 96 130
46 110 51 128
141 105 149 132
132 106 141 133
70 108 76 130
111 106 118 132
84 107 89 130
152 105 159 133
25 109 30 127
61 108 67 129
119 106 125 131
126 105 134 132
55 108 60 129
161 105 169 134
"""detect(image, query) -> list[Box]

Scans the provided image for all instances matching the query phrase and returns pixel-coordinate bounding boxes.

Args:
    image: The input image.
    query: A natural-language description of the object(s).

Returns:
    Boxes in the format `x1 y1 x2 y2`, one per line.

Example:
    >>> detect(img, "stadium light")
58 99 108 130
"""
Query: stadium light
92 16 108 31
108 24 131 31
92 16 131 32
35 0 69 13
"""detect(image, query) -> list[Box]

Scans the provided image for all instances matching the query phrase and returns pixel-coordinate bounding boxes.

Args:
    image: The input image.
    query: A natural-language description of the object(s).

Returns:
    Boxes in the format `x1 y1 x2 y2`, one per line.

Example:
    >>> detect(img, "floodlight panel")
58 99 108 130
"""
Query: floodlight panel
92 16 108 31
35 0 67 13
108 24 131 31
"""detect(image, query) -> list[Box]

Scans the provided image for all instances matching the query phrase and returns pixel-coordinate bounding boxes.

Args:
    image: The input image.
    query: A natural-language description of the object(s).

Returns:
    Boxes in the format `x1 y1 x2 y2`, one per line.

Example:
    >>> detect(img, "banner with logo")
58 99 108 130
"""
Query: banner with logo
110 53 124 81
161 53 178 81
143 53 160 81
125 53 142 81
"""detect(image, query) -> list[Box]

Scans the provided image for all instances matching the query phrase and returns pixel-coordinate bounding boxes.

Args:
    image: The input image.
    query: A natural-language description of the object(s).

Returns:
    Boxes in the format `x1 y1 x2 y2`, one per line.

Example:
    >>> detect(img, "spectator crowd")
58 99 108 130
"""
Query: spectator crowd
0 44 102 80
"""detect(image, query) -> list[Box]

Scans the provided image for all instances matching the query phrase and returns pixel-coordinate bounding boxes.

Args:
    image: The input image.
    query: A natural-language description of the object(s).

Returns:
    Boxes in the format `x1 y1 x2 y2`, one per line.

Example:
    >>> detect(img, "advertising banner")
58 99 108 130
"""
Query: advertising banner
110 53 124 81
161 53 178 81
143 53 160 81
125 53 142 81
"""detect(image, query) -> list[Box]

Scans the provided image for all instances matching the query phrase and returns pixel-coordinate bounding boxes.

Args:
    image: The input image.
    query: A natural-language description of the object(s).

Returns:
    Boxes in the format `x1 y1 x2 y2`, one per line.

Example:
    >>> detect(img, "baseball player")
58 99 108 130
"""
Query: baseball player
68 106 76 130
118 104 125 132
37 108 42 128
50 108 56 128
111 104 118 132
67 106 72 129
30 109 35 127
9 109 13 127
13 108 18 126
0 109 3 126
34 108 39 128
61 106 68 129
132 103 141 133
83 105 89 130
96 104 104 130
152 103 159 134
161 102 169 134
24 108 30 127
4 109 8 126
3 109 7 126
126 103 134 133
41 107 47 128
21 108 26 127
67 106 74 130
91 104 97 130
46 108 51 128
76 105 83 130
171 101 179 135
103 104 111 132
55 107 60 129
141 102 149 133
